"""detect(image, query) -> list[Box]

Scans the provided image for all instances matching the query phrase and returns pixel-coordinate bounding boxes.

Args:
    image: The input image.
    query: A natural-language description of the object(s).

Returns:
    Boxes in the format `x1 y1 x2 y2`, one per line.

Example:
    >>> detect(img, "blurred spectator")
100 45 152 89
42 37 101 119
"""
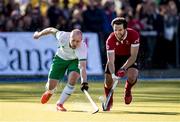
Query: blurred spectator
0 14 5 31
0 0 6 31
5 18 14 31
62 0 71 20
82 0 105 68
102 1 116 34
151 3 166 69
47 0 64 27
116 0 134 17
23 3 33 31
11 9 21 24
56 14 69 31
126 9 144 32
69 8 84 30
100 0 116 69
42 16 50 29
139 0 159 68
0 0 6 15
25 2 33 15
29 7 43 31
40 0 49 17
6 0 16 16
82 0 104 32
75 0 86 10
163 0 178 68
16 17 24 32
129 0 142 10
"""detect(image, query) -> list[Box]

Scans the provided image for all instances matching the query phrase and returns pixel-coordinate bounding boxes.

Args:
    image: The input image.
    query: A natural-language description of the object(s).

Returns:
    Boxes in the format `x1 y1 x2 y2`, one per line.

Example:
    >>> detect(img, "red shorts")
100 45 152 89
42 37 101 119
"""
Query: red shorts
105 55 138 74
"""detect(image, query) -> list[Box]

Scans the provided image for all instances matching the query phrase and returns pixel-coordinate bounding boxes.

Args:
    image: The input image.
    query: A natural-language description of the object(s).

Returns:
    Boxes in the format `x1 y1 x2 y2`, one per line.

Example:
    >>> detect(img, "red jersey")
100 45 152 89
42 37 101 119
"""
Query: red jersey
106 28 140 56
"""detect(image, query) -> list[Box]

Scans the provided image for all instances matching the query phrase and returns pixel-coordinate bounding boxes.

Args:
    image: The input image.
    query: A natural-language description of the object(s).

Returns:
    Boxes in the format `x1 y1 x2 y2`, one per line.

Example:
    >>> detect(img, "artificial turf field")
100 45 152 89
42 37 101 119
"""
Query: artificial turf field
0 80 180 122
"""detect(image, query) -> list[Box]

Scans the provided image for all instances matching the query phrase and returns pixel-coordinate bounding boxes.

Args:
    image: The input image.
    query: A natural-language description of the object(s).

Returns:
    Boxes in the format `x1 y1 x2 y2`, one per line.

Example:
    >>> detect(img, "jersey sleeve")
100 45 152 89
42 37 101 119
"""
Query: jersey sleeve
131 30 140 47
106 33 116 52
55 31 70 46
76 42 87 61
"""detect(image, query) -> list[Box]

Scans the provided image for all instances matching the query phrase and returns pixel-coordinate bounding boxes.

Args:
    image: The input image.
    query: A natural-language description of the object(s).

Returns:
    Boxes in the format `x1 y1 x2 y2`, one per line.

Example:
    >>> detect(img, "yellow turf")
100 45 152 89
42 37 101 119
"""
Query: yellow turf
0 81 180 122
1 102 179 122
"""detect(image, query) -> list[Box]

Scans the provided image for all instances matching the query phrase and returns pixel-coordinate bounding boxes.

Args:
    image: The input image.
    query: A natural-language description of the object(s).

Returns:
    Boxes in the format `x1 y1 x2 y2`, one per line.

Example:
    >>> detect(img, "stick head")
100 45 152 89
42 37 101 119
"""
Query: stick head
92 109 99 114
99 96 107 111
102 103 108 111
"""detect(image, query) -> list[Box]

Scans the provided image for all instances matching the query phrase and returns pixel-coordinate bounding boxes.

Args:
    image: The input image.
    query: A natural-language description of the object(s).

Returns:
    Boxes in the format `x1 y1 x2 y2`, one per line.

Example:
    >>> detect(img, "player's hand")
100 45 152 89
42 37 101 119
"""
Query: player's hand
112 73 119 81
116 68 126 77
81 82 89 91
33 31 40 39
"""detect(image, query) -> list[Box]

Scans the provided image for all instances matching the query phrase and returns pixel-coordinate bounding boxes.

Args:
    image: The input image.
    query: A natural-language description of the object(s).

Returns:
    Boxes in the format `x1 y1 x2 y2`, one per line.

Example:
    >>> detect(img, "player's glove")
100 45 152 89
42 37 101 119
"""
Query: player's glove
112 73 119 81
81 82 89 92
116 68 126 77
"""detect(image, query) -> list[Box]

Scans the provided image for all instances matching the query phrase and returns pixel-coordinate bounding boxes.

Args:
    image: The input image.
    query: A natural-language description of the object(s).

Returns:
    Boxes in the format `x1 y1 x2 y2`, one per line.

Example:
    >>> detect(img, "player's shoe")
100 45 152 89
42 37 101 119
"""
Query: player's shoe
56 104 67 111
41 91 52 104
124 81 132 104
124 89 132 104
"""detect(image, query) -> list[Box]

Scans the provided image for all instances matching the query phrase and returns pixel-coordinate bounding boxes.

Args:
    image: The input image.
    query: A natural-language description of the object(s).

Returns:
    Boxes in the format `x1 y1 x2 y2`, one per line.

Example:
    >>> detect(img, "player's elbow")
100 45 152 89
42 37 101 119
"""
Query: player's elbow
107 60 114 67
49 27 58 33
131 55 137 62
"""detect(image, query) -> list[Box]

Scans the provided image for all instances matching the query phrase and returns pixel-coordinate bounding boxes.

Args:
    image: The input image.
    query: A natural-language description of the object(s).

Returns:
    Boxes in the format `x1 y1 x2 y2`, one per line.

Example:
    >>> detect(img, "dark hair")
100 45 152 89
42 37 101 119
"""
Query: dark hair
111 17 127 29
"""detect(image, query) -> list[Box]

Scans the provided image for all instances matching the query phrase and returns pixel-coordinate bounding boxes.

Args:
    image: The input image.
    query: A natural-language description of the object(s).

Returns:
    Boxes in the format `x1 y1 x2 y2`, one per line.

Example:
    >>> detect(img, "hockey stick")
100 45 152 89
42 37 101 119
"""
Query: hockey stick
102 78 120 111
83 90 99 114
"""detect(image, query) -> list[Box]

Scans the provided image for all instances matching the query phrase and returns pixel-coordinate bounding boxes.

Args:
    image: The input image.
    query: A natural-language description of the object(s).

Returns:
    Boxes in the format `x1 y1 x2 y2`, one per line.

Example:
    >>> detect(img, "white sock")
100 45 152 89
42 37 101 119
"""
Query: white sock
56 83 75 105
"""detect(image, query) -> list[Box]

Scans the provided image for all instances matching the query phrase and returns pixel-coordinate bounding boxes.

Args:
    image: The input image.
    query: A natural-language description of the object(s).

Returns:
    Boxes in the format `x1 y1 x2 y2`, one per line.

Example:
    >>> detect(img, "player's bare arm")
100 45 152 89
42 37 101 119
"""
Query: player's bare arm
79 60 87 83
79 60 89 92
122 45 139 70
107 51 115 74
33 27 59 39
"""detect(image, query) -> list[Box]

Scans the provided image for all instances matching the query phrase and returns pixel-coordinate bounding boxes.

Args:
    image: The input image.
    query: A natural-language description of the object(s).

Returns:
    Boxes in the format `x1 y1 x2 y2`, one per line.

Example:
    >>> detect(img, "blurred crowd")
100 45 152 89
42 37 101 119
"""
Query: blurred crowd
0 0 179 69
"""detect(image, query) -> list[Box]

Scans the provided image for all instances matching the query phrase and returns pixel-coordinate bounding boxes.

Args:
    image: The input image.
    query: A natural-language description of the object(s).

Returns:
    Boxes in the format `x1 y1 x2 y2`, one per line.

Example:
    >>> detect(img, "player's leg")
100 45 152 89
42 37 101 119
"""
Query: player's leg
103 55 123 111
124 67 138 104
41 79 58 104
56 71 80 111
41 55 67 104
104 73 114 111
56 59 80 111
104 60 114 111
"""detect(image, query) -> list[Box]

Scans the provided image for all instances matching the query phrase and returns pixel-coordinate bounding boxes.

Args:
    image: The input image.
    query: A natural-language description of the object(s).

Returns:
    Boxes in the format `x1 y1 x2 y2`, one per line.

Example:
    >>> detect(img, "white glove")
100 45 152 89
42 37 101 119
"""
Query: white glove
111 73 119 81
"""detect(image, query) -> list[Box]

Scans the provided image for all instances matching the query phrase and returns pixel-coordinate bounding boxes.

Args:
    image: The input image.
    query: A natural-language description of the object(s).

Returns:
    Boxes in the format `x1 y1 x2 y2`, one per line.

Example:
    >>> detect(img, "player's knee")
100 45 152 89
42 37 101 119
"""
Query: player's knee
104 74 113 88
127 69 138 83
127 75 137 83
68 71 80 85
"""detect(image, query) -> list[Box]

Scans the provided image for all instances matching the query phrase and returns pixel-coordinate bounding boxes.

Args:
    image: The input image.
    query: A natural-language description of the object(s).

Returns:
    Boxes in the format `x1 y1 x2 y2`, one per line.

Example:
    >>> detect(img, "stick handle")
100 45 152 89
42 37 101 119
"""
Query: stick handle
112 79 119 90
104 79 119 110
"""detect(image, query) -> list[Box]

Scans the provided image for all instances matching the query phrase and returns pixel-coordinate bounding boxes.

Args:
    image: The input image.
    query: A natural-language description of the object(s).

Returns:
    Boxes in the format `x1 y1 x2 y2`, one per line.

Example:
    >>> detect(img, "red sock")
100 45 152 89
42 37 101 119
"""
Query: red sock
125 79 137 90
104 85 113 107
